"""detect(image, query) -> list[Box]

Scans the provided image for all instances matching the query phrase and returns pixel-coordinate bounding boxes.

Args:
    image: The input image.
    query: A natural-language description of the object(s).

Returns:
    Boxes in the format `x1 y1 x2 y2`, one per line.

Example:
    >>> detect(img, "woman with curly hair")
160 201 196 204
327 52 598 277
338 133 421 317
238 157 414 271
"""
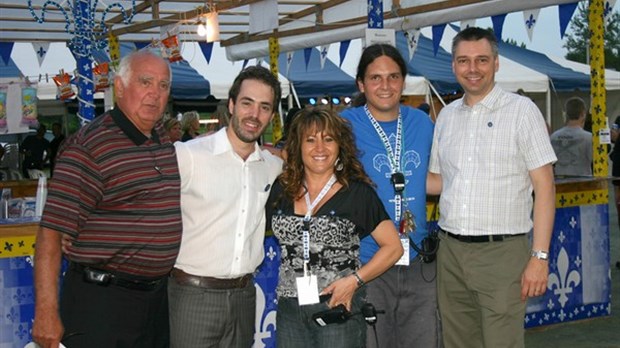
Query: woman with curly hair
266 106 402 347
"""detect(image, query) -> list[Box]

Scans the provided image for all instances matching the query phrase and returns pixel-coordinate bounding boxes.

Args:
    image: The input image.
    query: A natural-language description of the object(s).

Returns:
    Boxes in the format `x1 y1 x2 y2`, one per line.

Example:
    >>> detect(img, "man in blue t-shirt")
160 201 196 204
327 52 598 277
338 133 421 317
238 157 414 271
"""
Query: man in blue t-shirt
341 44 438 348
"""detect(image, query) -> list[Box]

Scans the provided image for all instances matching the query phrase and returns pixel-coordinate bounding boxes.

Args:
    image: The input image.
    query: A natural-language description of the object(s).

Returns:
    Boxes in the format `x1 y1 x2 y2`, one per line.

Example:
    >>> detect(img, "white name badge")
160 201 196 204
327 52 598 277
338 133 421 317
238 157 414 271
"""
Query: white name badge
600 128 611 144
395 237 410 266
296 275 320 305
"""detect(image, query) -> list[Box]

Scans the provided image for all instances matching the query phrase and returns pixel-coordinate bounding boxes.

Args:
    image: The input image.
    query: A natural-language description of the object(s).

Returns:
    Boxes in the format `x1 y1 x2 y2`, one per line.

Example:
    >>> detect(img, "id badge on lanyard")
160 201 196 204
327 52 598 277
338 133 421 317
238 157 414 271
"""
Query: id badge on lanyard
296 218 320 305
295 175 336 305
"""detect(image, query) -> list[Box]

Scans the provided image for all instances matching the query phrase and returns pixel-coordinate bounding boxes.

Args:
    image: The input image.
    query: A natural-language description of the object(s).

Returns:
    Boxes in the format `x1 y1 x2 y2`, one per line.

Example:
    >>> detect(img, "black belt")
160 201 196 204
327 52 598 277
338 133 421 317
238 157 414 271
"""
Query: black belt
70 263 165 291
440 229 526 243
170 268 253 290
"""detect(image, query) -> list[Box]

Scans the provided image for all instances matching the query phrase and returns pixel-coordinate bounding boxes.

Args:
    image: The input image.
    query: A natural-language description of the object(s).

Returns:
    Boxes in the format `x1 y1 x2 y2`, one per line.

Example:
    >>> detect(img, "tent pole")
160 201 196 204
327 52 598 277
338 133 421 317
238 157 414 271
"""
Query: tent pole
427 80 447 107
290 83 301 108
546 84 551 128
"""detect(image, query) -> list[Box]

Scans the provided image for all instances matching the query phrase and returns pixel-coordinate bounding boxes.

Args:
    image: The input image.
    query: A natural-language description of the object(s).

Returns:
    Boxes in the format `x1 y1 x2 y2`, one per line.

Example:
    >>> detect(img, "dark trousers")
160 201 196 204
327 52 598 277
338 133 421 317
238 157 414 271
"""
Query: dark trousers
276 291 366 348
60 268 170 348
365 259 440 348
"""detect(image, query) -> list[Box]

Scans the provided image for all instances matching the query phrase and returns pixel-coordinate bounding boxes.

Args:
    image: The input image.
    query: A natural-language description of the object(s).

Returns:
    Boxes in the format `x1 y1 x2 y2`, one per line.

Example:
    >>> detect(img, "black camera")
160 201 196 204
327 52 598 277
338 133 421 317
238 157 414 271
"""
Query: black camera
312 304 351 326
391 172 405 193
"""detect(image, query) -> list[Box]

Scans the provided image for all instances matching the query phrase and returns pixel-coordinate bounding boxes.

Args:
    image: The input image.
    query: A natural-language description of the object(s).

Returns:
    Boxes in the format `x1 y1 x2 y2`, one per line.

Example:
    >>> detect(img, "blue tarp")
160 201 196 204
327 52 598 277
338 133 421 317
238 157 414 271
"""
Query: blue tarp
276 48 356 98
120 43 211 100
496 41 591 92
395 31 461 94
0 58 21 78
1 45 211 100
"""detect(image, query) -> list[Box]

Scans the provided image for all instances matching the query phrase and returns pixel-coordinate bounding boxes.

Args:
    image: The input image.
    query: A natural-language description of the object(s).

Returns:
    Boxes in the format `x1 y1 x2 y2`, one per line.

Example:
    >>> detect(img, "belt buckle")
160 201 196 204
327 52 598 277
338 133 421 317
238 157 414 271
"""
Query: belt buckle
83 267 112 285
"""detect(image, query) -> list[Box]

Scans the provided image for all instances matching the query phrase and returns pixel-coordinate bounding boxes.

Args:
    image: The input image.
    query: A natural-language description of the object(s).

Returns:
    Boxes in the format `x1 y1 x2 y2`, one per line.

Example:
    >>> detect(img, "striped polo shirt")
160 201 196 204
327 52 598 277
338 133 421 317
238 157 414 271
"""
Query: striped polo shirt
40 107 182 278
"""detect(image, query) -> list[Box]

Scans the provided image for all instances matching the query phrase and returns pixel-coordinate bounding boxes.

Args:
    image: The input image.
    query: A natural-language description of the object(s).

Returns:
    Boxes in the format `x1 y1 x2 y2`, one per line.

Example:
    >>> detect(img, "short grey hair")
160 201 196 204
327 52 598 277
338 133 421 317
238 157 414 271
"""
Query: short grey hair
116 50 172 87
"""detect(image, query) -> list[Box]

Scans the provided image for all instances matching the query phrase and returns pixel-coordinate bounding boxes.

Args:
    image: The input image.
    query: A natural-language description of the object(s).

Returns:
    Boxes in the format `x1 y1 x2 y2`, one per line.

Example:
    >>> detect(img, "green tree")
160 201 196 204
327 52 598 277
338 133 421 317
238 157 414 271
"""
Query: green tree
564 2 620 70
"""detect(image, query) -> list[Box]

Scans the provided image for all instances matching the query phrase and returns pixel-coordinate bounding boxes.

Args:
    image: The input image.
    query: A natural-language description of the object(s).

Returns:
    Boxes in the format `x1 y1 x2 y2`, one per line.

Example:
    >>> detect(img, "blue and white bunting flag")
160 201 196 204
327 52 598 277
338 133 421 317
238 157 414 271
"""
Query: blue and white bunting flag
319 45 329 70
31 42 50 67
523 9 540 42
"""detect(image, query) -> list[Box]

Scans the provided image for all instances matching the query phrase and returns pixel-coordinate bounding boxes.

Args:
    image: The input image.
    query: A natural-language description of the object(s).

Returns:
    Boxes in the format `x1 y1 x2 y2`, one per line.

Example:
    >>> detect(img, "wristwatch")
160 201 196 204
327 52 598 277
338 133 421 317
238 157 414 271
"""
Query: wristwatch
531 250 549 260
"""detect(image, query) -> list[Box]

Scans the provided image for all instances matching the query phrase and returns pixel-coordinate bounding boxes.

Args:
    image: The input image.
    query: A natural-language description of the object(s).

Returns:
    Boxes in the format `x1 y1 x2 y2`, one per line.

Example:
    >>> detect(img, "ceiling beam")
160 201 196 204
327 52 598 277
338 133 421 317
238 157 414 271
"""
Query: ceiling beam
108 0 263 37
220 0 488 46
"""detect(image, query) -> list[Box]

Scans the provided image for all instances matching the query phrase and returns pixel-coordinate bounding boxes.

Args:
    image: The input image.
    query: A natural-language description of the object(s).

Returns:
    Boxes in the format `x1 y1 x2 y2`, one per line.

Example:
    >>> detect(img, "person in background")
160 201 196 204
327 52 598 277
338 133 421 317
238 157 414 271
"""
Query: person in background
340 43 438 348
181 110 201 141
168 66 283 348
48 122 65 177
32 50 181 348
417 102 431 115
266 106 402 347
164 117 183 143
550 96 592 176
427 27 556 348
274 106 301 149
20 124 50 178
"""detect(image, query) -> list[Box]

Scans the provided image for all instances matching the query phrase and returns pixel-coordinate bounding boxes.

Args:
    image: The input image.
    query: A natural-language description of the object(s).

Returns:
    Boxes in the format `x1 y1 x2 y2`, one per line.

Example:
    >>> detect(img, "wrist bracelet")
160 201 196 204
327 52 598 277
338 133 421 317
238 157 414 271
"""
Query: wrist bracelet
352 271 365 287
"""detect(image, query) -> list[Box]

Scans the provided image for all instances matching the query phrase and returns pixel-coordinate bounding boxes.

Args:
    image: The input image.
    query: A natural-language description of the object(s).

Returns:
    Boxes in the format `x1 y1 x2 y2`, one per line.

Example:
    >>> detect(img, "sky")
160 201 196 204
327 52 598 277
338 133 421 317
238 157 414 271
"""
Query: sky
481 2 618 58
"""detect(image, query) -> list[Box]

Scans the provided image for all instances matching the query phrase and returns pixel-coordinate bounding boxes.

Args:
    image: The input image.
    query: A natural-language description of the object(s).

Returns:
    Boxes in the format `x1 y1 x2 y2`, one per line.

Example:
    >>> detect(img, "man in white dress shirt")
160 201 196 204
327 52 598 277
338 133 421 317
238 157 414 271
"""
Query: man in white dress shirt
427 27 556 348
169 66 283 348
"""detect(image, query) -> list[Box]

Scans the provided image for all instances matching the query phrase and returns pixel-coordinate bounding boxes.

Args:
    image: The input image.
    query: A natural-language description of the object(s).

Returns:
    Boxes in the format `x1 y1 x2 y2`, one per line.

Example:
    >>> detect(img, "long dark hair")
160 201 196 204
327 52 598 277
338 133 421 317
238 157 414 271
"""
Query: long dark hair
356 44 407 82
279 106 373 200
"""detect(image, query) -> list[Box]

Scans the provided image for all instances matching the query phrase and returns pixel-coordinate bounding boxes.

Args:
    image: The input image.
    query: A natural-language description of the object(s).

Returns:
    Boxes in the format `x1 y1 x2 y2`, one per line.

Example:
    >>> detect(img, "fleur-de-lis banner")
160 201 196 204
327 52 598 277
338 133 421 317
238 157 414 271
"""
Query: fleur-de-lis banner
31 42 50 67
604 0 617 24
319 45 329 70
368 0 383 28
286 51 294 76
460 19 476 30
522 9 541 42
404 29 421 61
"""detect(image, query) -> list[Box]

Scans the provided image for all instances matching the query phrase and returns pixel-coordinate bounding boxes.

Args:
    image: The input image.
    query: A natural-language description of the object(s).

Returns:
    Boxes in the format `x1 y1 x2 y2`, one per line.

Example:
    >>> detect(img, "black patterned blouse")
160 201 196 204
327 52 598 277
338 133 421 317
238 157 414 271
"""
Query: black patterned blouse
266 179 390 298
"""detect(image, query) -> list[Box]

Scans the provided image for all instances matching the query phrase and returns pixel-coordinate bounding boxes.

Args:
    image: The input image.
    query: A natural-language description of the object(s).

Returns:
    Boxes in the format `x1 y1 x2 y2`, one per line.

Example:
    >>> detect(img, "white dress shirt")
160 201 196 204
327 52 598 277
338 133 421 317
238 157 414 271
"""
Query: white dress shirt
429 85 556 236
174 128 283 278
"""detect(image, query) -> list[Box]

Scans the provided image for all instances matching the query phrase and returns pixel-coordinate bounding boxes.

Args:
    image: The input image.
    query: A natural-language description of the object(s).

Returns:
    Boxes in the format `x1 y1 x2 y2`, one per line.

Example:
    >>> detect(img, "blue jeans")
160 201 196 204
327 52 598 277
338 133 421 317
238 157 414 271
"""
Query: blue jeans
277 291 366 348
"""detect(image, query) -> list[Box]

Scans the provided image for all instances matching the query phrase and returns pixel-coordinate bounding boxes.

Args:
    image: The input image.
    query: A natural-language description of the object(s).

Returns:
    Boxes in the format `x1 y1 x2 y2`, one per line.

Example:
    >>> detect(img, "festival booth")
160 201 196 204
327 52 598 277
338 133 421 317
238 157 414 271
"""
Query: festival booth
0 1 617 347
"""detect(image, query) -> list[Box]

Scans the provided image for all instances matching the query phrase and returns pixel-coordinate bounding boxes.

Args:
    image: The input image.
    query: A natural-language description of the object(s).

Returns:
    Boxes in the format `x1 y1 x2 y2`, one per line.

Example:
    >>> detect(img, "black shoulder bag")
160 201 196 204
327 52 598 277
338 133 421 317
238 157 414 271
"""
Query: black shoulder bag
409 198 440 263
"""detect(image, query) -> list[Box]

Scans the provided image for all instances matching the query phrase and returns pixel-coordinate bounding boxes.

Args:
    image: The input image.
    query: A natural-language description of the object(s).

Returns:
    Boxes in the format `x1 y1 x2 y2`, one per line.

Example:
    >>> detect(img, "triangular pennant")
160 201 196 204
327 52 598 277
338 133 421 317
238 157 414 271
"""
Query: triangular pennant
134 42 150 51
605 0 617 24
304 47 312 71
319 45 329 70
460 19 476 30
242 59 249 69
286 51 294 76
559 2 578 39
31 42 50 67
91 49 111 64
257 57 265 67
404 29 421 61
491 13 507 42
0 42 14 65
339 40 350 68
523 9 541 42
431 24 446 57
198 42 214 64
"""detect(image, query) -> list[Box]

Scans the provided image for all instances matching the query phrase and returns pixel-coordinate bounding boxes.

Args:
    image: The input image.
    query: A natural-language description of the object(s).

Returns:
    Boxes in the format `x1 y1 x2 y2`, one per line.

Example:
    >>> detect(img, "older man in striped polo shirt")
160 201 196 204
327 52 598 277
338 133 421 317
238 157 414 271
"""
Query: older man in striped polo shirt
32 50 181 348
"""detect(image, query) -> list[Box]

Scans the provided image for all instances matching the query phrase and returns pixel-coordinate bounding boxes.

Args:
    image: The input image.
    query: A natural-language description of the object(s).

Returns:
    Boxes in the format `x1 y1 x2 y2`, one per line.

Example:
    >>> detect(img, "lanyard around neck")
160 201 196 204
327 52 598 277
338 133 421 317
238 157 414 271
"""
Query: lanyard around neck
364 104 403 173
301 174 337 272
364 105 406 224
